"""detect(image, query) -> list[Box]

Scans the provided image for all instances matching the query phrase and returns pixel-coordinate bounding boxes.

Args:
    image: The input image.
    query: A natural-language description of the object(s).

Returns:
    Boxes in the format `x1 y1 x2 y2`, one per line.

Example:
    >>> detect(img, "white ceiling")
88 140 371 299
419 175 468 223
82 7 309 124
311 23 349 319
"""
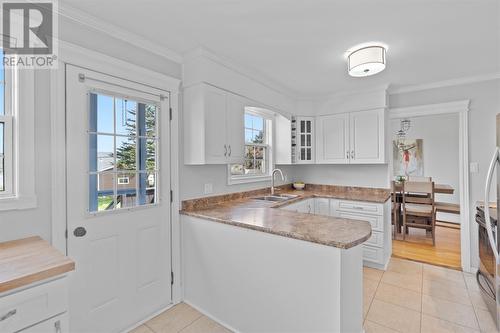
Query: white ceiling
60 0 500 96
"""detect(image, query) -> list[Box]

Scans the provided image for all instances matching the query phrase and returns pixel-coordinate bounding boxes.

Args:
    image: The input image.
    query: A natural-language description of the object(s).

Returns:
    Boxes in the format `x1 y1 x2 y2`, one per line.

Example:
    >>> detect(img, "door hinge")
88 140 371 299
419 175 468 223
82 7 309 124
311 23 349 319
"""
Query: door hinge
170 189 173 203
169 107 172 121
65 229 68 239
171 271 174 285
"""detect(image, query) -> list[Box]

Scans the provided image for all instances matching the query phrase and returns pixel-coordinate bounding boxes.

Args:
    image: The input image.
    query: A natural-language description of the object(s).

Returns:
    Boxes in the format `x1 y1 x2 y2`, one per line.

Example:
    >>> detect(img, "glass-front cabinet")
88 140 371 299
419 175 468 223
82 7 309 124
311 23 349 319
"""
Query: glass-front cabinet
295 116 314 163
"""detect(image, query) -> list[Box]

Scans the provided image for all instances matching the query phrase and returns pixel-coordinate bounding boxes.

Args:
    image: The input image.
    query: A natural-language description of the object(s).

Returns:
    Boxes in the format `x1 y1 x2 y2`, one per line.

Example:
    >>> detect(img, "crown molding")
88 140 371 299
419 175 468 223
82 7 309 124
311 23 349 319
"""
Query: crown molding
388 73 500 95
389 100 470 119
57 3 183 64
183 47 298 99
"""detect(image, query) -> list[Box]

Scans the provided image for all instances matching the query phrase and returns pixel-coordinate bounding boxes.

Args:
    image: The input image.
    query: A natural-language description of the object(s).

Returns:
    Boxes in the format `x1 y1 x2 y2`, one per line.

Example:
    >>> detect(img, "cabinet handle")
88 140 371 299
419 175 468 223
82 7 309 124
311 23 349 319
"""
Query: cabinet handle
0 309 16 321
228 145 231 157
346 151 349 159
351 150 355 159
55 320 62 333
224 145 227 157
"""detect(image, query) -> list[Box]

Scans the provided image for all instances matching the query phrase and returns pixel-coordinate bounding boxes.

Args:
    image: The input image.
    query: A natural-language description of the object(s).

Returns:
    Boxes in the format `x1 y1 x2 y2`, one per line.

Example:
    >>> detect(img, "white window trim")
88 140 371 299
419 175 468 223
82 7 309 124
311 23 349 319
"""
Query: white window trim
227 109 274 185
0 61 37 211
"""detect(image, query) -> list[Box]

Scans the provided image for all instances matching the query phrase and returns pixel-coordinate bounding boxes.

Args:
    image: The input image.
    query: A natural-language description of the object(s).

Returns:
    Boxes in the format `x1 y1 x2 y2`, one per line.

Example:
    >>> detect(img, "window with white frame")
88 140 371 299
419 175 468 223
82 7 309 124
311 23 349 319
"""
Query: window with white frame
88 92 159 212
229 110 273 184
0 51 13 197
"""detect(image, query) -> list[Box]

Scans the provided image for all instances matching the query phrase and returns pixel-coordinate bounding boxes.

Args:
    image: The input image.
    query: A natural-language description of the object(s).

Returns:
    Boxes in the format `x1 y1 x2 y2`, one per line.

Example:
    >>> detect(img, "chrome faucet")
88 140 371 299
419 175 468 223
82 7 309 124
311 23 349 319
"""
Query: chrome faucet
271 168 285 195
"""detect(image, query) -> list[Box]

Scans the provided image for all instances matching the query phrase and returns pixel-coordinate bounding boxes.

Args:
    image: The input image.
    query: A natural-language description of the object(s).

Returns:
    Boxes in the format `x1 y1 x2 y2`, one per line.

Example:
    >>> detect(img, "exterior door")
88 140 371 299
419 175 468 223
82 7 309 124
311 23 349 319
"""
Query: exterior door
65 65 172 333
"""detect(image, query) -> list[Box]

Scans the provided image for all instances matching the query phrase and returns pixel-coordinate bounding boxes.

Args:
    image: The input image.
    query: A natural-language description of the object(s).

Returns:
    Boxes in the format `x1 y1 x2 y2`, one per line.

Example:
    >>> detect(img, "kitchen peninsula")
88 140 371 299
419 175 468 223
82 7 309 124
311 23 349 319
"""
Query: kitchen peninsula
180 184 390 333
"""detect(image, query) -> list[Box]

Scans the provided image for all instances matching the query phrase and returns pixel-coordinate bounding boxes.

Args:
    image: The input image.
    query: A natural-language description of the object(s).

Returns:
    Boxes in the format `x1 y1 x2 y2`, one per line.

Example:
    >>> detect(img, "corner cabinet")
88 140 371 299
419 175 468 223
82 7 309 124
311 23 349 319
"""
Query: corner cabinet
316 108 387 164
184 83 245 165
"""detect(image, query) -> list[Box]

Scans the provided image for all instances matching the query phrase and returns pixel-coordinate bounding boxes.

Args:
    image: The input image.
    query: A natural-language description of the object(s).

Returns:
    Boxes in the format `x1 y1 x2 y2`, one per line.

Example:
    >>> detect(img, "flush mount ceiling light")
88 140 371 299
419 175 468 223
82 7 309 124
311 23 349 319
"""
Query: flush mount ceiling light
347 45 386 77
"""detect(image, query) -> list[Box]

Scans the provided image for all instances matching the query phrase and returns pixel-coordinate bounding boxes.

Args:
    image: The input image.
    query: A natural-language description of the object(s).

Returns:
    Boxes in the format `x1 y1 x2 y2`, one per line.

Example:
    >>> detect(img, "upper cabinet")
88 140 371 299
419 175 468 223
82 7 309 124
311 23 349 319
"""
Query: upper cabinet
184 83 246 165
295 116 315 164
316 113 350 164
316 108 386 164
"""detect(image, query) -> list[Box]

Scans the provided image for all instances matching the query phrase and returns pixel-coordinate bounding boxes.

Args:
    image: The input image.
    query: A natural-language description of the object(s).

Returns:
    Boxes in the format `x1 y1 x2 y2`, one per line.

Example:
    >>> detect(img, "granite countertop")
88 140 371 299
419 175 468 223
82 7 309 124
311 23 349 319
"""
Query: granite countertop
180 184 390 249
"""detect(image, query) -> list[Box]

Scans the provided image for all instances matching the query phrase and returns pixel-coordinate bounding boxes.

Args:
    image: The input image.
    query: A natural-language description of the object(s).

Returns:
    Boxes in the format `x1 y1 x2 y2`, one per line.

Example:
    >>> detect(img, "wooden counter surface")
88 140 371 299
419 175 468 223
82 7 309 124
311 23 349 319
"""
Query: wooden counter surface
0 236 75 293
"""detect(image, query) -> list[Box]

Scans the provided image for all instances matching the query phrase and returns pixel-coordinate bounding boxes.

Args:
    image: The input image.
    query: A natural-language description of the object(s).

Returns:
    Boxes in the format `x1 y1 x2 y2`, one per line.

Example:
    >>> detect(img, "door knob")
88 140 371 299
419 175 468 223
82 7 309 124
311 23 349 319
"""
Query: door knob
74 227 87 237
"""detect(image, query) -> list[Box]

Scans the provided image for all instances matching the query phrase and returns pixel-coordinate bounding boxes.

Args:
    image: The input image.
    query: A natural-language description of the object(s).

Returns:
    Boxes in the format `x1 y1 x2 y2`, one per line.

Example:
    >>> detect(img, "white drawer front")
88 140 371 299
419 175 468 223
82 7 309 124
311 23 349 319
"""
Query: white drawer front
20 312 68 333
365 231 384 248
363 245 384 264
0 277 68 333
338 211 384 232
335 200 383 216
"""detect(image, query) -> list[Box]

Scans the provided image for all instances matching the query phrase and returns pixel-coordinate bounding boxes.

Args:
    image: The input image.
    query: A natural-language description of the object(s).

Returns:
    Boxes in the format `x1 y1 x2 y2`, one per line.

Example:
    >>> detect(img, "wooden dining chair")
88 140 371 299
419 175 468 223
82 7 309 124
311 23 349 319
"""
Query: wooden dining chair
402 181 437 245
407 176 432 182
391 181 401 239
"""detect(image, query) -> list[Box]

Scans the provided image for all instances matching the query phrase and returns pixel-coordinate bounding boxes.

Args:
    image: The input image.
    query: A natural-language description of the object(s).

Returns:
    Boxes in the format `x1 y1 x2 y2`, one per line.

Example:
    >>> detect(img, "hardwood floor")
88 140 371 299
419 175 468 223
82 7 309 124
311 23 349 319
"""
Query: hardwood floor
392 225 461 270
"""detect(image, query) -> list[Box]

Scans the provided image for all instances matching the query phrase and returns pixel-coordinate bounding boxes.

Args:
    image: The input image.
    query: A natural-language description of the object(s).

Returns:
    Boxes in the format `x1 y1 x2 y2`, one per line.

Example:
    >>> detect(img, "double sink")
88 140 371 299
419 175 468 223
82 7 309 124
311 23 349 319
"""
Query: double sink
252 194 299 202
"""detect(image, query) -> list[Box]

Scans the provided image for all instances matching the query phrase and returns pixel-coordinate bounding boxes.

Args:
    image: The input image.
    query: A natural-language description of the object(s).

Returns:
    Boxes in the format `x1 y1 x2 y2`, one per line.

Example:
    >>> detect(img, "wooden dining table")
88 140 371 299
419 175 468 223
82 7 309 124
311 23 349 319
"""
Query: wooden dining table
393 183 454 195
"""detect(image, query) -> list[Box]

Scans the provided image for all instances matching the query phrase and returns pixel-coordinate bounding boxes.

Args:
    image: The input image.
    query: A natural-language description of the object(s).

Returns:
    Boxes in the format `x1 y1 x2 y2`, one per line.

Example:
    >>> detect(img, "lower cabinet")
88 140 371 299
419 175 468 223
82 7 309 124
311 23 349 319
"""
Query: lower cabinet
0 276 69 333
20 313 68 333
282 197 391 269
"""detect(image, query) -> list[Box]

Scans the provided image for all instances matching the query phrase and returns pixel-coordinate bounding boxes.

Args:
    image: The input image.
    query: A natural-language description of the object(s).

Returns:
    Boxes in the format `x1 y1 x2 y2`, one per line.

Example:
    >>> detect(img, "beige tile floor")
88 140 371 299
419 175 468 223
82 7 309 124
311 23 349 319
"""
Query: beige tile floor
130 258 498 333
364 257 499 333
129 303 232 333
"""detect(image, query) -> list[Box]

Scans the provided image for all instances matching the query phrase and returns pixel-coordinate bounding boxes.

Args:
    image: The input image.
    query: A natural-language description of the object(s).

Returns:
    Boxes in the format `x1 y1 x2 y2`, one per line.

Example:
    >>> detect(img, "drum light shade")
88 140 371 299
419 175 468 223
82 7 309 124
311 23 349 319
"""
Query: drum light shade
348 46 386 77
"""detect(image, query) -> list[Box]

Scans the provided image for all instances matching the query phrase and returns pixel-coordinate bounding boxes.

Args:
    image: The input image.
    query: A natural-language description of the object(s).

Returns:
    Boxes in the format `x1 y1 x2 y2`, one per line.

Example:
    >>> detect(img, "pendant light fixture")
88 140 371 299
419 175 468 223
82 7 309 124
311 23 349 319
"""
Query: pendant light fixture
347 45 386 77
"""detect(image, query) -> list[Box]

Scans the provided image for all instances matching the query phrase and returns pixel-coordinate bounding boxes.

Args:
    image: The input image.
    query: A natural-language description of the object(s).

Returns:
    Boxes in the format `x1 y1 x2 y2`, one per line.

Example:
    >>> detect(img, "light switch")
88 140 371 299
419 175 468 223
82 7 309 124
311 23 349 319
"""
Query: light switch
204 183 213 194
470 162 479 174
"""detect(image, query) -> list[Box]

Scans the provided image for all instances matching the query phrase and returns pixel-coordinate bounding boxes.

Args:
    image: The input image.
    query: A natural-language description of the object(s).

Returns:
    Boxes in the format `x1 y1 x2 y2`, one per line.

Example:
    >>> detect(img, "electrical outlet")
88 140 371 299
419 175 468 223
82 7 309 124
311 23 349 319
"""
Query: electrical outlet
470 162 479 174
204 183 213 194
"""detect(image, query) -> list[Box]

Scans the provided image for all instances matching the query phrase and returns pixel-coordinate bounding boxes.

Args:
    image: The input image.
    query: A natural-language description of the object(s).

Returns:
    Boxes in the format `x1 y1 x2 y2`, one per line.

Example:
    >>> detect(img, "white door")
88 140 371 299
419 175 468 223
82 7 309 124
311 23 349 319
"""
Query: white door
316 113 350 164
65 65 172 333
225 94 245 164
349 109 384 163
204 85 228 164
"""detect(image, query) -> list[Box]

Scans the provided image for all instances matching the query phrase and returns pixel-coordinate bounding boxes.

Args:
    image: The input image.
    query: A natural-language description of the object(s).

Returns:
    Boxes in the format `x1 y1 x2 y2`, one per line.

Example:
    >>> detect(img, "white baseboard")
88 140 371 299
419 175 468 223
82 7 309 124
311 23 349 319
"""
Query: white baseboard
182 299 241 333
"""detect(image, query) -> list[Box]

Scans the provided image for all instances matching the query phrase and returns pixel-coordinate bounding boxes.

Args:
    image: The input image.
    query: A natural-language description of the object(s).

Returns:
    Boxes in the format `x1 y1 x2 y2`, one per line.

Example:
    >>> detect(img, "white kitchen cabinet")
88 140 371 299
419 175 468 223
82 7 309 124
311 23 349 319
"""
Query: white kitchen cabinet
295 117 314 164
282 198 314 214
0 276 69 333
281 197 391 270
315 109 386 164
314 198 331 216
184 83 246 164
275 113 292 165
349 109 386 164
20 313 68 333
316 113 349 164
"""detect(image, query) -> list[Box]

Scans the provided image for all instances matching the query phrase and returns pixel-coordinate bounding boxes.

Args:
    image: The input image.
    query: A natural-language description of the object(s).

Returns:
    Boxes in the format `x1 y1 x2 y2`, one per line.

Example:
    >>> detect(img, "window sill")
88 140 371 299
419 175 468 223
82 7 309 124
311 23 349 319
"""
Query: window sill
0 195 37 211
228 175 272 185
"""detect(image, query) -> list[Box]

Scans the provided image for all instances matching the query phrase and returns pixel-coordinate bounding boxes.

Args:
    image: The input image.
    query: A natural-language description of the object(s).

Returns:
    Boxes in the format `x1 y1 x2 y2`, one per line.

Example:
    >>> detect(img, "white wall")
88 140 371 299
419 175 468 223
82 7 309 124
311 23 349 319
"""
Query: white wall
390 113 460 205
389 79 500 268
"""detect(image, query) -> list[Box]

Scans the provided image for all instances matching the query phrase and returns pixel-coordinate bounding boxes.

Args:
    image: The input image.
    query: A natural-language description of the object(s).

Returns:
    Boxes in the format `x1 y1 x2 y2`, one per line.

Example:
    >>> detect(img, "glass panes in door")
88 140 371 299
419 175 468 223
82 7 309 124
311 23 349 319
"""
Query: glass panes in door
88 92 159 212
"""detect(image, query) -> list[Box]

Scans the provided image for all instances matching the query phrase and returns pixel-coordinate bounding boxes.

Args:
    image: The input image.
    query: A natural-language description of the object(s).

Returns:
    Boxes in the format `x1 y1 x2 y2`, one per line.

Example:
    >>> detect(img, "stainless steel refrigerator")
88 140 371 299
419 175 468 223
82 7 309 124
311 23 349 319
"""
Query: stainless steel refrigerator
480 113 500 329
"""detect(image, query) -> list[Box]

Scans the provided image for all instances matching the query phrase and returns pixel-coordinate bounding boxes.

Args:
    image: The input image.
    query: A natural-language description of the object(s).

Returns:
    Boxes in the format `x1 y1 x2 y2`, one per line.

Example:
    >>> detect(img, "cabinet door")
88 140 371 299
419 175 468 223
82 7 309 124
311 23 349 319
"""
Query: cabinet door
204 86 228 164
226 94 245 163
349 109 385 164
296 117 314 163
314 198 330 216
316 114 350 164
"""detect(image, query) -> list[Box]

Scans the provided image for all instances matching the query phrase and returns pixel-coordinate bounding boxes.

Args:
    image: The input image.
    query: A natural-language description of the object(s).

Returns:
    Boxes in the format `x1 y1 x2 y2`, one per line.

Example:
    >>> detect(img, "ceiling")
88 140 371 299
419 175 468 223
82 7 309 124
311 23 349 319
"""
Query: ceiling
60 0 500 96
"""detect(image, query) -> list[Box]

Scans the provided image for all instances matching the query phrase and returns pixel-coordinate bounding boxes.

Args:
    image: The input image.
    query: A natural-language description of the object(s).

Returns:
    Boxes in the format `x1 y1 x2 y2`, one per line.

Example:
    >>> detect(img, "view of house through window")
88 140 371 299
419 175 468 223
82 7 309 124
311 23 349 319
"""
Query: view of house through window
230 111 271 180
88 93 159 212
